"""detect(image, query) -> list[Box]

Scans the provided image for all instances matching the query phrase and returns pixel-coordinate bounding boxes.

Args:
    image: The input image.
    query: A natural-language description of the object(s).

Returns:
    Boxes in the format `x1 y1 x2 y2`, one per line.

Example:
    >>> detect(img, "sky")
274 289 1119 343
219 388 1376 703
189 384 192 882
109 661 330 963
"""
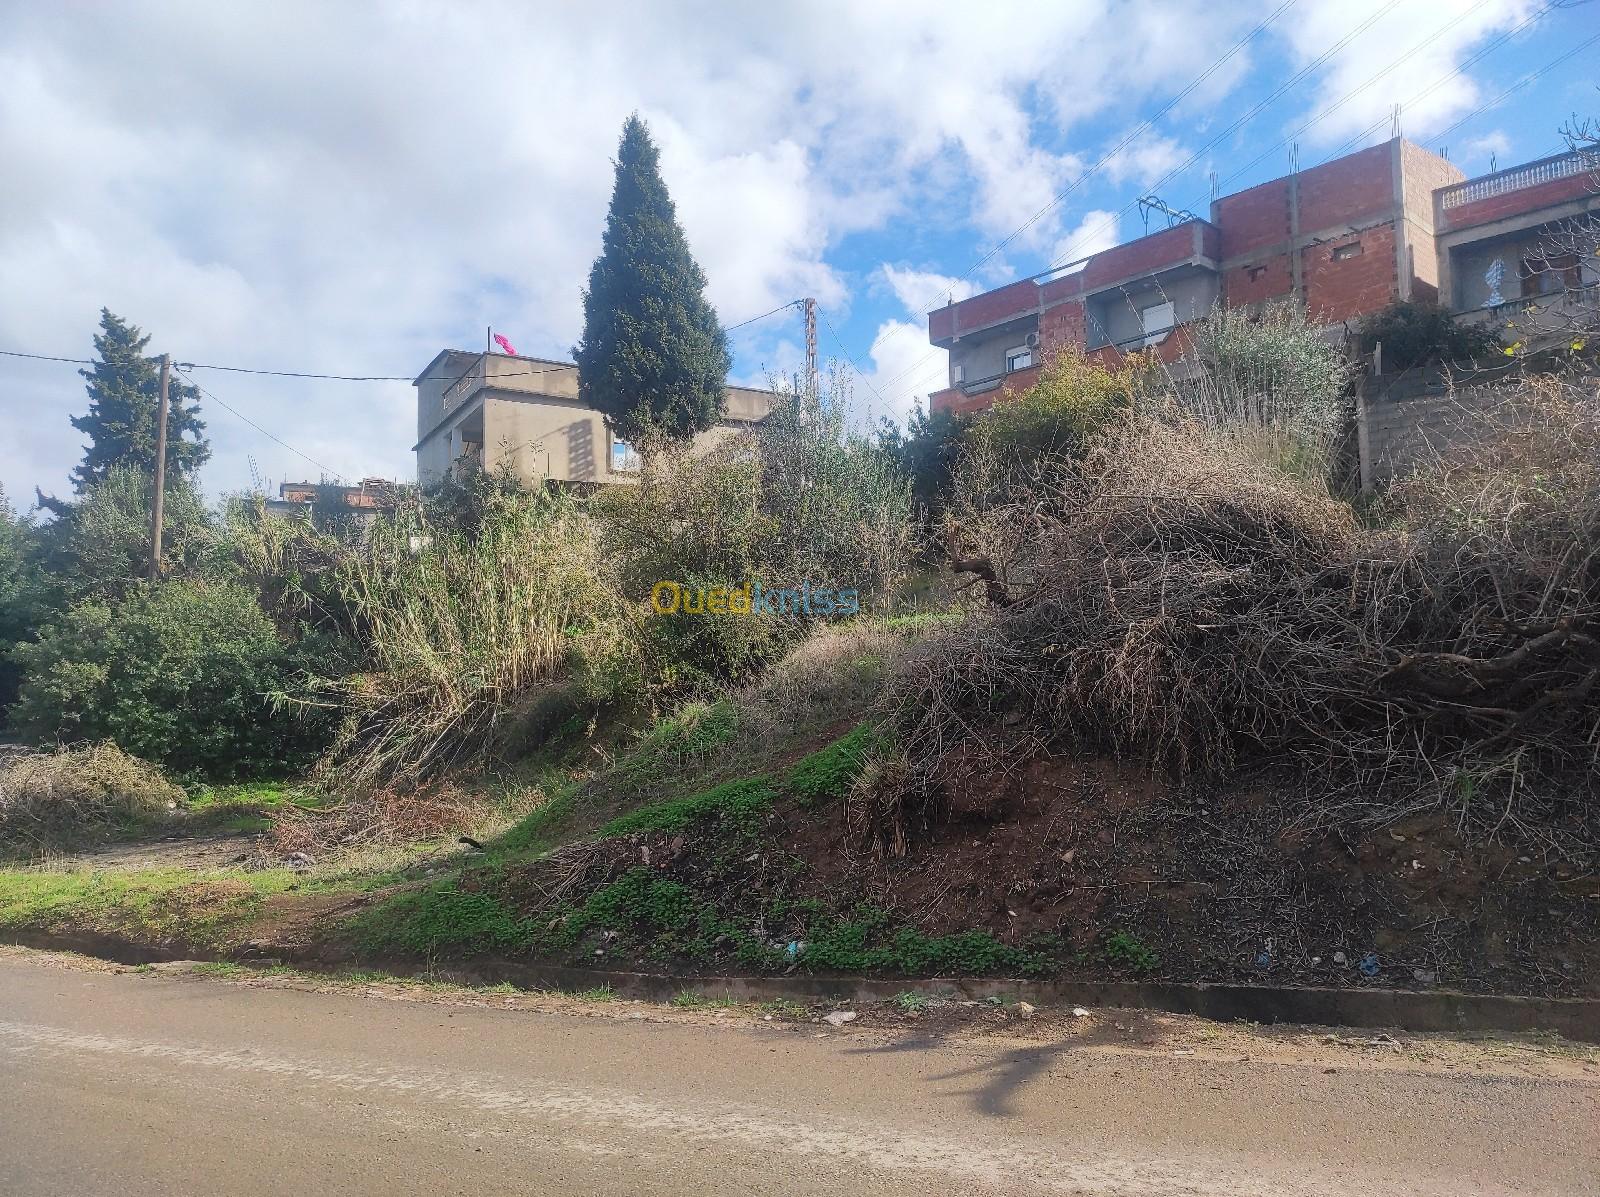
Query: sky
1 0 1595 504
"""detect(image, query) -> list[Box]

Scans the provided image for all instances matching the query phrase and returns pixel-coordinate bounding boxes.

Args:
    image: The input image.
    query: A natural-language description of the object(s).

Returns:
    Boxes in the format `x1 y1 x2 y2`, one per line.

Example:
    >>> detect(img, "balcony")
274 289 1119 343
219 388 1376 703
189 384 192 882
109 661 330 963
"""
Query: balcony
1439 151 1592 211
929 362 1042 416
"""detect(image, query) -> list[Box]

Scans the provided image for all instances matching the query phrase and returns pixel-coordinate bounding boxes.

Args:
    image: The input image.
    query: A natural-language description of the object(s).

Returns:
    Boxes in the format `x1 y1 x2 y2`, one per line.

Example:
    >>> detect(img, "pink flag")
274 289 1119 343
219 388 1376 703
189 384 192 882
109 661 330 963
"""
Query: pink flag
492 332 517 356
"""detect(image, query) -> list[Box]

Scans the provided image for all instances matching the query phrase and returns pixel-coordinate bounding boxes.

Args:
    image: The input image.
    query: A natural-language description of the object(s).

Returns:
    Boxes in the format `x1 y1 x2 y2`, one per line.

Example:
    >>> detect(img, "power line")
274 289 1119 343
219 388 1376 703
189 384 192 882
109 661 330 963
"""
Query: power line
898 0 1301 319
725 299 803 332
817 308 890 419
1422 29 1600 150
1213 0 1503 190
2 297 803 385
178 369 352 483
870 0 1409 404
1318 2 1553 162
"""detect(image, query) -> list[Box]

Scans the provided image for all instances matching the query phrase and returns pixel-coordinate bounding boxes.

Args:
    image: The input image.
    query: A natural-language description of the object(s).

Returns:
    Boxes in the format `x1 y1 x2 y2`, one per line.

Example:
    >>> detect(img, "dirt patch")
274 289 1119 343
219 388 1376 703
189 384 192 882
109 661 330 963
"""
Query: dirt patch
47 832 261 872
504 750 1598 997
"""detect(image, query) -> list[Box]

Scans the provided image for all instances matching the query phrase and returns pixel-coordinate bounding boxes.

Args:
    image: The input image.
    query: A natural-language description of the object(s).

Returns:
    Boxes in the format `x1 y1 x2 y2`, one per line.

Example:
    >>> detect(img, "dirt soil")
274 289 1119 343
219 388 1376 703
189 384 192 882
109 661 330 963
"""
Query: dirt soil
522 753 1599 997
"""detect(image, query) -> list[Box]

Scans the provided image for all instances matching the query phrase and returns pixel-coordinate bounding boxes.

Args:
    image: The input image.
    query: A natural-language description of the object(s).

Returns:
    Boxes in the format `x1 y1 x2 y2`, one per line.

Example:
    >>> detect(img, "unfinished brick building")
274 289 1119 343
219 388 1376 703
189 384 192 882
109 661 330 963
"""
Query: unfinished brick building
927 138 1599 416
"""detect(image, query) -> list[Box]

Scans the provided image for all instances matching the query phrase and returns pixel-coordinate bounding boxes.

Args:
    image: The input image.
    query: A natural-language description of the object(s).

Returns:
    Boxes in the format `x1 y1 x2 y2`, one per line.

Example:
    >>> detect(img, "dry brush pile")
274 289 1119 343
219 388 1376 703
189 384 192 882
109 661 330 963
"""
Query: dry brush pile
883 369 1600 846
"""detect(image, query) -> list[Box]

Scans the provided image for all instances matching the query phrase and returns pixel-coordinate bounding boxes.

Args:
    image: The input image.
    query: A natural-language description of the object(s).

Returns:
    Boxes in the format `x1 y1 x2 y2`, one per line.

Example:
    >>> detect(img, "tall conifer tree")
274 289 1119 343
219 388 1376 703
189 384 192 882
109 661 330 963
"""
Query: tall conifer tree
575 115 732 444
68 309 209 492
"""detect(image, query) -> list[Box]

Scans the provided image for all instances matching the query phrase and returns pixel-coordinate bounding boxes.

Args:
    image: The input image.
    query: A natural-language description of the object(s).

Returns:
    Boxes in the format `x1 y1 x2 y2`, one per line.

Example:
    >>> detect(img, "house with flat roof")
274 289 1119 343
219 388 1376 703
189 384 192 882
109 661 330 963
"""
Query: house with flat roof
927 138 1598 416
413 350 774 486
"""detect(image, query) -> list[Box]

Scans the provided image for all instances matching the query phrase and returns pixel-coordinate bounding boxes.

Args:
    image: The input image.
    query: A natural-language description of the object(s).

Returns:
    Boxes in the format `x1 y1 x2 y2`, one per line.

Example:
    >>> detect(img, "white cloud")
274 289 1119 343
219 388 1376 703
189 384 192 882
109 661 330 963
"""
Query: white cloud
1283 0 1540 147
1049 210 1123 271
0 0 1526 499
880 266 978 320
1103 133 1189 186
858 319 947 427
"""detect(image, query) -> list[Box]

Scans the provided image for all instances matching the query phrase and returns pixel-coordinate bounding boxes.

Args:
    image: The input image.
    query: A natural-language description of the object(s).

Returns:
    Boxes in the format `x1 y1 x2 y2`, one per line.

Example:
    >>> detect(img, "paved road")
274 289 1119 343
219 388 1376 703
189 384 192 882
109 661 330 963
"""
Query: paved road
0 953 1594 1196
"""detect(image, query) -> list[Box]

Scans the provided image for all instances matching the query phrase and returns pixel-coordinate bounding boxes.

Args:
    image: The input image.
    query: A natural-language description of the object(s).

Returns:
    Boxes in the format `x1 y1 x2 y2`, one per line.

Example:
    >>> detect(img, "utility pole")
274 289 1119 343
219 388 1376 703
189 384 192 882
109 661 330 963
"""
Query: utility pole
803 297 818 400
148 353 171 582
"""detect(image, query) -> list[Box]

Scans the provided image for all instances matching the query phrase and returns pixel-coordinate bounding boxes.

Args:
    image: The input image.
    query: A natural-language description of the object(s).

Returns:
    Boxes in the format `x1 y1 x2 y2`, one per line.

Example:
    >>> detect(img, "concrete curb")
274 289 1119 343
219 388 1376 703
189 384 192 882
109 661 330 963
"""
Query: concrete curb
7 927 1598 1042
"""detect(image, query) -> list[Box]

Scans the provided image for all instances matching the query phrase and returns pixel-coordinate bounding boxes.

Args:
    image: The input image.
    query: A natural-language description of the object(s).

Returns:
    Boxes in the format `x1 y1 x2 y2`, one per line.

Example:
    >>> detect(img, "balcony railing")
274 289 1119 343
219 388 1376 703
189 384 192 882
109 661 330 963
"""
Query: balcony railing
1439 151 1593 210
442 356 486 414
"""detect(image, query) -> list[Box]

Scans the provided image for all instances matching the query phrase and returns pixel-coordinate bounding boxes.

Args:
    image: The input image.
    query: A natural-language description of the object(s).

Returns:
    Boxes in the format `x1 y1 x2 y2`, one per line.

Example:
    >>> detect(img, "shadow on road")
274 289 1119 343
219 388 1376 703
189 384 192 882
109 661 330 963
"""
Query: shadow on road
842 1012 1176 1118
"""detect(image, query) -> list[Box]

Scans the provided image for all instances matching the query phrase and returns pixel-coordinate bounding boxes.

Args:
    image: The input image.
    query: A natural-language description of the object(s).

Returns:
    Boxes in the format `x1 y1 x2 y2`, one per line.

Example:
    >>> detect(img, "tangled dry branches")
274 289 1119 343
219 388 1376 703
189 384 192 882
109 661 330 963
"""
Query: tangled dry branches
886 377 1600 843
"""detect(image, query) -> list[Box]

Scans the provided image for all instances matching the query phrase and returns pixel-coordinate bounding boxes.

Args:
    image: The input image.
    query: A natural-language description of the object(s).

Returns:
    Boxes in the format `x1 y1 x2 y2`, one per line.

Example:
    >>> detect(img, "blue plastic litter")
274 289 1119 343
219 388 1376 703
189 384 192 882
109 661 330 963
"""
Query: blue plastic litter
1358 952 1380 977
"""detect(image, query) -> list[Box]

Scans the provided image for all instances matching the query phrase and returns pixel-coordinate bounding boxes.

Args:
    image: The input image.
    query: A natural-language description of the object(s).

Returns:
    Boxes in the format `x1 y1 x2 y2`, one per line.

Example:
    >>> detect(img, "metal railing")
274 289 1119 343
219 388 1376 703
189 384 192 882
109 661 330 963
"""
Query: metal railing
442 355 486 414
1439 151 1592 210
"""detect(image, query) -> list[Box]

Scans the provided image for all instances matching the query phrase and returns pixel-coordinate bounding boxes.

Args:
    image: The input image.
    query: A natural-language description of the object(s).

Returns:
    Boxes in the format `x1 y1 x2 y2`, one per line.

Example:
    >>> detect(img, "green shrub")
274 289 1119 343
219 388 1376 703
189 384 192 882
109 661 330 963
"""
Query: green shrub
42 463 216 601
1357 300 1500 371
0 488 54 717
595 373 914 688
10 579 333 779
325 481 635 788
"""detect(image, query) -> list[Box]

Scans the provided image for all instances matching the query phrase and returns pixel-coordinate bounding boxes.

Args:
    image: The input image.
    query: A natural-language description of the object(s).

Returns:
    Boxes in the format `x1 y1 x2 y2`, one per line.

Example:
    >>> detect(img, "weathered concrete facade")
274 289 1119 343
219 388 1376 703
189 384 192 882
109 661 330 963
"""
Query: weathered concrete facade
414 351 773 486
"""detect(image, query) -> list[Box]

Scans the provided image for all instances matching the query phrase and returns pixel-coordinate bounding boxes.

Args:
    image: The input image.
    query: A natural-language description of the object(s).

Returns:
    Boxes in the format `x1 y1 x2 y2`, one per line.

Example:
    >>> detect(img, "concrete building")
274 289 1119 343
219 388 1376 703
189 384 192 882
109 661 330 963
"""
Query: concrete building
266 478 398 524
927 139 1599 416
413 351 775 486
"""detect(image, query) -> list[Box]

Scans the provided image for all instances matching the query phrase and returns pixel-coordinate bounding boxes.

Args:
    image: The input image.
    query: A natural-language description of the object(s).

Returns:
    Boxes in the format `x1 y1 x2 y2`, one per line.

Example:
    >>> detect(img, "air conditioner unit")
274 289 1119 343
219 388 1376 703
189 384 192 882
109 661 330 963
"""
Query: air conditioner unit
1024 331 1041 349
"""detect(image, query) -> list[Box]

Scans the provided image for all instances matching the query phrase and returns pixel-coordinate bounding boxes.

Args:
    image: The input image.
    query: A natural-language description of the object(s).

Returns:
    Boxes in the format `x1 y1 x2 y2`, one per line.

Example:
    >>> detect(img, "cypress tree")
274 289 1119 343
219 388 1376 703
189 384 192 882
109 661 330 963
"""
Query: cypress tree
68 309 210 492
575 115 732 444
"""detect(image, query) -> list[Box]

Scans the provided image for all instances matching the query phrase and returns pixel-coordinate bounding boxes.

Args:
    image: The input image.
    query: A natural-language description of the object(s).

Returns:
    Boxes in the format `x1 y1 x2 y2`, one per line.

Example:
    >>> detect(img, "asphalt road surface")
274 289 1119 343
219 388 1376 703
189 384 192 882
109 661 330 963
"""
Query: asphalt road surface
0 951 1595 1196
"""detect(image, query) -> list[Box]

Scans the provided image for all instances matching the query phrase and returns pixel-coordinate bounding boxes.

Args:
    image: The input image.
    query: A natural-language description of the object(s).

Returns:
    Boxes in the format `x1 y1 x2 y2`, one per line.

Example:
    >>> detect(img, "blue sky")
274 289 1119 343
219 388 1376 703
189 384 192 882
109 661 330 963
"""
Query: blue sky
1 0 1595 502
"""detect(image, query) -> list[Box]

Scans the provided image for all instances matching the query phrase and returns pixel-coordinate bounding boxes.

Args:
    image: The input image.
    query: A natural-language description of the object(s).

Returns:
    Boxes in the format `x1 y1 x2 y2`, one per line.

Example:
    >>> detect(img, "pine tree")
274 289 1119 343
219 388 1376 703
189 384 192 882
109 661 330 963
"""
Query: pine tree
68 309 210 492
575 115 732 444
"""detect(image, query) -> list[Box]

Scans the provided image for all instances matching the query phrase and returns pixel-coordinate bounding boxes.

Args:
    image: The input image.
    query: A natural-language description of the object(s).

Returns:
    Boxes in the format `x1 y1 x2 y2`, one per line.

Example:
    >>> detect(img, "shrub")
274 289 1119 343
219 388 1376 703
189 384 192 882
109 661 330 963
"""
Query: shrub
888 370 1600 844
1357 300 1501 371
42 463 216 601
596 370 914 688
325 482 634 788
970 348 1143 464
10 579 331 779
0 743 185 848
1178 301 1352 483
0 488 54 718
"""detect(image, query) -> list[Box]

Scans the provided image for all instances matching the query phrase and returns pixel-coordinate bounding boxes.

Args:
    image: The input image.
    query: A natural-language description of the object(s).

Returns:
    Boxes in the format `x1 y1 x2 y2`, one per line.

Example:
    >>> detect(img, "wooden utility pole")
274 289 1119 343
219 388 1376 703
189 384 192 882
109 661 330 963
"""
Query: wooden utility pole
148 353 171 581
803 297 818 400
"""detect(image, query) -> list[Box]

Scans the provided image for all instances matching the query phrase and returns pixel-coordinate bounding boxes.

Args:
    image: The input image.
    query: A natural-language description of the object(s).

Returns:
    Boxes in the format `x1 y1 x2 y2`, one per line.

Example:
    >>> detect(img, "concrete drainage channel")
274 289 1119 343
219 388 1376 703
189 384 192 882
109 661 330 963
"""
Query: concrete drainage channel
8 928 1599 1044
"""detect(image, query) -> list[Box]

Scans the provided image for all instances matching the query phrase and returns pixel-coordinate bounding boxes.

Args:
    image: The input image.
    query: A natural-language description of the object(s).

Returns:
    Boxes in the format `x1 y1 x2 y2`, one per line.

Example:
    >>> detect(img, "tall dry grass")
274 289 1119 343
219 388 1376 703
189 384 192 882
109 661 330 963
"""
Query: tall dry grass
324 486 635 789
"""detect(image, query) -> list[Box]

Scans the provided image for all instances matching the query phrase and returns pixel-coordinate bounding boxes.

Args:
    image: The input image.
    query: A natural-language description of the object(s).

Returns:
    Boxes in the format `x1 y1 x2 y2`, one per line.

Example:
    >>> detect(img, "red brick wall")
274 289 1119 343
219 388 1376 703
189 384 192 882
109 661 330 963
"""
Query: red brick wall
1215 178 1291 258
1222 253 1295 307
929 362 1044 416
1439 172 1596 232
1081 223 1199 290
1297 142 1397 231
1303 223 1399 323
1039 299 1086 353
928 279 1040 341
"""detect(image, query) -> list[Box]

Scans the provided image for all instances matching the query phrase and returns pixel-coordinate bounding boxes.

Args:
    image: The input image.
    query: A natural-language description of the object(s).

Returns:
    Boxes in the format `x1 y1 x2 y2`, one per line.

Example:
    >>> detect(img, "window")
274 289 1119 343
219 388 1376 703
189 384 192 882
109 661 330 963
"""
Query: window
1521 251 1581 296
1005 346 1033 372
1140 301 1175 348
610 436 640 473
1332 242 1363 261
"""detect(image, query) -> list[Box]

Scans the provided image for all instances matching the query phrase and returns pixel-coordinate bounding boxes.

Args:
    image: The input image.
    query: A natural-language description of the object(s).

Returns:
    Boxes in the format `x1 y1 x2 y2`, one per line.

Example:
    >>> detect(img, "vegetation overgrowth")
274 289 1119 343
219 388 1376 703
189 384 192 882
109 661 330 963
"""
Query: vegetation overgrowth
4 249 1596 992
